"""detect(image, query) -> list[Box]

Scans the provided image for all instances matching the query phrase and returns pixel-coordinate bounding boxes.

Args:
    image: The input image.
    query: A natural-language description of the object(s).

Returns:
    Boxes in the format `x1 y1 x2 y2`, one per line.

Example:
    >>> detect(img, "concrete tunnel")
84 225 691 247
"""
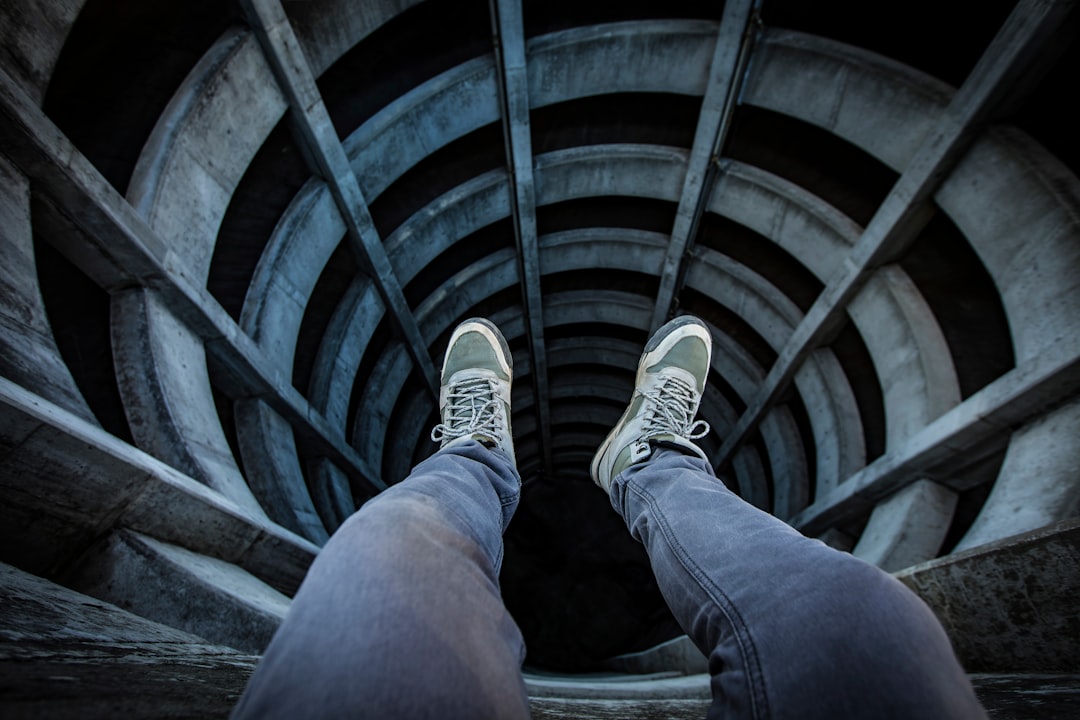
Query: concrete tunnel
0 0 1078 716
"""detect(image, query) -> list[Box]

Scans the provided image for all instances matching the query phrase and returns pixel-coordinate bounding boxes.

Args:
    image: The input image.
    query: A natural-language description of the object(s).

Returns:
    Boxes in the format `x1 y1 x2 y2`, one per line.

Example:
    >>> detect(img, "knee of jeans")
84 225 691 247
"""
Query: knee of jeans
348 490 440 531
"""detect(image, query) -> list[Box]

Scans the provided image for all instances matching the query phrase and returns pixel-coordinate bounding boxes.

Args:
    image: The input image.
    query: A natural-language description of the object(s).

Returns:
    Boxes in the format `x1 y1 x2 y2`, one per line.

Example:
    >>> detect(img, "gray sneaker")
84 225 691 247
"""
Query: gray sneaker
590 316 712 493
430 318 515 464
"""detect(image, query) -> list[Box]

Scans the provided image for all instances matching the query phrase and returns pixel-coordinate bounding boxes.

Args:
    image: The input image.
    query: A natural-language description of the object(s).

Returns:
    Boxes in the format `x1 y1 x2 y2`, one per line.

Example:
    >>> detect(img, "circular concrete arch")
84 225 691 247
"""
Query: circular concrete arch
336 144 866 511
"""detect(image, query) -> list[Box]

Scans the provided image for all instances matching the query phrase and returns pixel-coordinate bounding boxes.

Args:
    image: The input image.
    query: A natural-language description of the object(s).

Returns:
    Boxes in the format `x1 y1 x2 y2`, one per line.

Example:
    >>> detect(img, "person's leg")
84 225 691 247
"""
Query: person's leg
231 441 529 720
592 315 986 720
233 319 529 720
611 449 985 720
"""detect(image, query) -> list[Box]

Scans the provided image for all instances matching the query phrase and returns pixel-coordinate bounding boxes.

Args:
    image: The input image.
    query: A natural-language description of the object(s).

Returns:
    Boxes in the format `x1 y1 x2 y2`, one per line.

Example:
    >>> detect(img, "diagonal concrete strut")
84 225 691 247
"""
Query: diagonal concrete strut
650 0 762 333
490 0 553 477
240 0 440 399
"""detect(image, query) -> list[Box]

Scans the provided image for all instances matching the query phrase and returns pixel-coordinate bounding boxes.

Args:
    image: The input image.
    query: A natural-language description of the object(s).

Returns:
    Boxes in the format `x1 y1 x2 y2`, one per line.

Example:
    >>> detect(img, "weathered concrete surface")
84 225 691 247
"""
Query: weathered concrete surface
790 333 1080 537
235 398 330 544
527 671 1080 719
896 518 1080 673
854 478 958 572
0 0 83 106
957 396 1080 551
111 287 265 519
0 561 257 719
970 675 1080 720
528 21 716 105
938 130 1080 545
126 28 283 273
64 530 289 654
745 29 952 172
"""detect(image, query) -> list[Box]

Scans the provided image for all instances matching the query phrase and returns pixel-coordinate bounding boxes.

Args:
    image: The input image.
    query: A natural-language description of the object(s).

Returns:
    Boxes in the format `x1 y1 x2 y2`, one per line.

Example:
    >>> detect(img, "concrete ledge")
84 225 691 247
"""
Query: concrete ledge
896 518 1080 672
526 670 1080 719
0 562 256 720
525 672 712 700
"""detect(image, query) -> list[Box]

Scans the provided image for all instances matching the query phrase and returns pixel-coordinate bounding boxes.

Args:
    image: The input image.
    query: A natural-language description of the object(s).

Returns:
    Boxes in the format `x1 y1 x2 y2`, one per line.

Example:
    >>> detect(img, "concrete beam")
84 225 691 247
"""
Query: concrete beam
650 0 760 331
239 0 439 398
0 375 317 596
715 0 1076 469
790 333 1080 536
0 63 383 496
490 0 553 476
64 530 289 654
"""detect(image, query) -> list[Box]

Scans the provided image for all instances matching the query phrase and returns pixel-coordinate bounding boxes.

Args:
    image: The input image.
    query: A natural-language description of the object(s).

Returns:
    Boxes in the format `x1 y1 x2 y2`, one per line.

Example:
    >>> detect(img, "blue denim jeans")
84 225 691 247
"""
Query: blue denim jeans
232 441 986 719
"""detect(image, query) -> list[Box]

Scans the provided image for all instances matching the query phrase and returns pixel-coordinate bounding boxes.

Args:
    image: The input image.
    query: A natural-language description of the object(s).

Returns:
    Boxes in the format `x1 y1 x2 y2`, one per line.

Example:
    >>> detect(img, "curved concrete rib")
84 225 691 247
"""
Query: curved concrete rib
686 251 865 493
127 28 285 278
955 397 1080 551
345 56 501 211
848 267 960 567
242 182 347 374
939 130 1080 546
743 29 952 172
938 129 1080 363
351 341 410 481
0 156 96 423
527 20 718 106
235 398 329 544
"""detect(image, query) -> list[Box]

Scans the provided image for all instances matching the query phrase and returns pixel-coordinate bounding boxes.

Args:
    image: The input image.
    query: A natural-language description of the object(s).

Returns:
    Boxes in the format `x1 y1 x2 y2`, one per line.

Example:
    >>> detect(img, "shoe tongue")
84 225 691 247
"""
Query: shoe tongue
447 368 497 384
645 365 698 390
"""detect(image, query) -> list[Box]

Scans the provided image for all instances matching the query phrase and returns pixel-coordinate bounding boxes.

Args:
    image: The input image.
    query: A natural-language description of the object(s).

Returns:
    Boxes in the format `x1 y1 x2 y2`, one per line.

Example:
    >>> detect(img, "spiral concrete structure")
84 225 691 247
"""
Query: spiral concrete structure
1 0 1078 715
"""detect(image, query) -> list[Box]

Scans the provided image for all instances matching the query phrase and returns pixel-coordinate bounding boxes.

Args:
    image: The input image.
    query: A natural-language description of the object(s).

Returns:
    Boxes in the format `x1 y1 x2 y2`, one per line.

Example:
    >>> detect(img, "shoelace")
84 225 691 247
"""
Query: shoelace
641 373 710 440
430 377 504 443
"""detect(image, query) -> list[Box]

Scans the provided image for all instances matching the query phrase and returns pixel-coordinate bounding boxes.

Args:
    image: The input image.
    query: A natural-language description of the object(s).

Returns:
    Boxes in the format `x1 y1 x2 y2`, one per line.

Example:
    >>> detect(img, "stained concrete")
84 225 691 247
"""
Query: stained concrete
896 518 1080 673
0 561 256 720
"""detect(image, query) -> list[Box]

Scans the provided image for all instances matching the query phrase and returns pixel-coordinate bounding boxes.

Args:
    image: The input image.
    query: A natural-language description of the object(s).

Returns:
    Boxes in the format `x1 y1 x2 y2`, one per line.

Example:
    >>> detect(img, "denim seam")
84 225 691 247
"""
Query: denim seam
626 478 772 720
